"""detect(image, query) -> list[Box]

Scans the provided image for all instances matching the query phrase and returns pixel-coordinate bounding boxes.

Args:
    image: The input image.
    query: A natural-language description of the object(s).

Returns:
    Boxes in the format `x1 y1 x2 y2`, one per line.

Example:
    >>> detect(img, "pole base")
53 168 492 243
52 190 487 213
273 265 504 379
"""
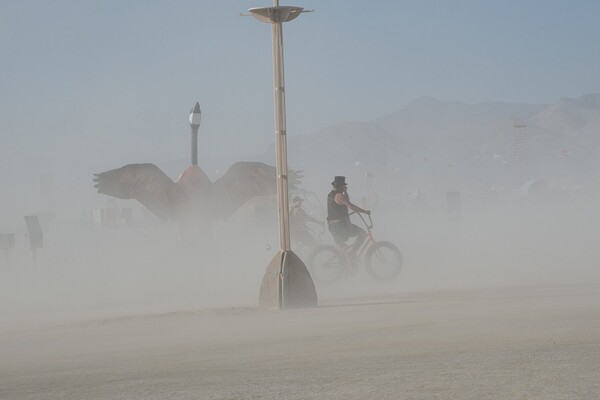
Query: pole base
259 250 318 309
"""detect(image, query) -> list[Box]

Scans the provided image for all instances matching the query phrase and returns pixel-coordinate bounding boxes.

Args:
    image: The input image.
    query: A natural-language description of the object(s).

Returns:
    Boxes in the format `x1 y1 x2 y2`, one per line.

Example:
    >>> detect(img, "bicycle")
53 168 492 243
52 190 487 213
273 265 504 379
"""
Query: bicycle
307 212 403 283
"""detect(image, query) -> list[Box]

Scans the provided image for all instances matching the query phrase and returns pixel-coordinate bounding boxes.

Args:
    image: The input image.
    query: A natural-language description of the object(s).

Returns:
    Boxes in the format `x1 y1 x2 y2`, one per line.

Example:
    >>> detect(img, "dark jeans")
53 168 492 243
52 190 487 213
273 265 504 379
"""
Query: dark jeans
328 220 366 253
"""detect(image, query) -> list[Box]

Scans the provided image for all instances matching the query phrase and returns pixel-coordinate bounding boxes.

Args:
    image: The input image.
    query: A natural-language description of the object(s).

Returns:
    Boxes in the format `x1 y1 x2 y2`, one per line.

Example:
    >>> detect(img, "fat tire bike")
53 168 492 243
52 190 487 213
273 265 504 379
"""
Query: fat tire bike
307 212 403 283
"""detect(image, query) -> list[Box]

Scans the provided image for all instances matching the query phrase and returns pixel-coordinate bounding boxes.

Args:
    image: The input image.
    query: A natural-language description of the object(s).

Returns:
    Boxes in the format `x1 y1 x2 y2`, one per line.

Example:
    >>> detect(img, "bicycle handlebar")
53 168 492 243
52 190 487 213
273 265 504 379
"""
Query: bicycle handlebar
348 211 373 229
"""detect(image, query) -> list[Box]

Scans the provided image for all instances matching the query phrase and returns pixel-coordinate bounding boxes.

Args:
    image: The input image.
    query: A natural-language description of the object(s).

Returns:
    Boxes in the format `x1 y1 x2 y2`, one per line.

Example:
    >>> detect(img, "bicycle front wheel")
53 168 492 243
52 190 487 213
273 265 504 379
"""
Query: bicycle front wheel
307 245 345 283
365 241 403 280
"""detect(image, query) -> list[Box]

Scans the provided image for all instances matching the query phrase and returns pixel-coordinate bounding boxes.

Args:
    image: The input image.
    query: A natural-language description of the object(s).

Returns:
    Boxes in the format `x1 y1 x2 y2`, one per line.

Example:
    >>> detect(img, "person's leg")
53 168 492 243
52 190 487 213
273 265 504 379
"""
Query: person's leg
329 222 350 255
347 223 367 255
328 223 345 247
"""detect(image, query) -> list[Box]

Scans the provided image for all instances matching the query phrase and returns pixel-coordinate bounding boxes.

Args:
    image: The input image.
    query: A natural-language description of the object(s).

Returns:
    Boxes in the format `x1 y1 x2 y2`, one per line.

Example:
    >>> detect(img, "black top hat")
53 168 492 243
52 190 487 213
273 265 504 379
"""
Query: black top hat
332 176 347 187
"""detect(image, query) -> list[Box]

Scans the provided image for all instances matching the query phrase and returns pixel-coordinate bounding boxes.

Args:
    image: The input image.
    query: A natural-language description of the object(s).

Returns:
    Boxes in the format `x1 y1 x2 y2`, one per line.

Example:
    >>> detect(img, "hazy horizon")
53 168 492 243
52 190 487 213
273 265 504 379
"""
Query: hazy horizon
0 0 598 321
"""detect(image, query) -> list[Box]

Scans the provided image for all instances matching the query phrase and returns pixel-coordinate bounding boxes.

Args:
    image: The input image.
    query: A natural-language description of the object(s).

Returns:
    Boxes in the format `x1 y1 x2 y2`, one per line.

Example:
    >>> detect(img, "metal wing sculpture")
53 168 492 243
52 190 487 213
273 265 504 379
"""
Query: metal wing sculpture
93 161 297 222
93 163 182 221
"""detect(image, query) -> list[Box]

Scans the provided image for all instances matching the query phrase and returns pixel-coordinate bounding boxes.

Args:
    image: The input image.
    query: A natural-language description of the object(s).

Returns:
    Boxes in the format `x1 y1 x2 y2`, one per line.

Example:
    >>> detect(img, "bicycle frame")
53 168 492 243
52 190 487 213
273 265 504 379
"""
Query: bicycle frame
348 212 376 260
308 211 403 282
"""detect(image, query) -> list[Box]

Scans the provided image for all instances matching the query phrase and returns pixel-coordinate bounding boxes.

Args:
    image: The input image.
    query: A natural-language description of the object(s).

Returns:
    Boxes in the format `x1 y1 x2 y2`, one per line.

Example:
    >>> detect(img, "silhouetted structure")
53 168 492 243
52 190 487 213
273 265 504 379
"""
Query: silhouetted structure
93 162 294 224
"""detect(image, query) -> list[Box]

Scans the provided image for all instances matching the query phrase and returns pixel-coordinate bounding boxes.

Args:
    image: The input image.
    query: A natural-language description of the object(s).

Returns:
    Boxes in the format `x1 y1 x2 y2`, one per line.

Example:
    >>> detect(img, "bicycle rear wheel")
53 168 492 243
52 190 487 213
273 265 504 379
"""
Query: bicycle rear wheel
365 241 403 280
307 245 345 283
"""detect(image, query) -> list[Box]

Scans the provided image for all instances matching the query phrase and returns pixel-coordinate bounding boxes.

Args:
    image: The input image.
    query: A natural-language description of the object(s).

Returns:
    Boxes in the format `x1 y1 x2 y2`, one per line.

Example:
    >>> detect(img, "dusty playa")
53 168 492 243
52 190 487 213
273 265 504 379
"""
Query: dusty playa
1 284 600 399
1 202 600 399
2 2 600 398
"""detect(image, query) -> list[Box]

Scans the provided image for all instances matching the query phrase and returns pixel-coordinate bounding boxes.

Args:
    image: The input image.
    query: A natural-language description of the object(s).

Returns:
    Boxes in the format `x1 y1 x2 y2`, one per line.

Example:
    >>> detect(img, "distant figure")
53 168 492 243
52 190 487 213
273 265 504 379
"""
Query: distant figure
326 176 370 258
290 195 323 249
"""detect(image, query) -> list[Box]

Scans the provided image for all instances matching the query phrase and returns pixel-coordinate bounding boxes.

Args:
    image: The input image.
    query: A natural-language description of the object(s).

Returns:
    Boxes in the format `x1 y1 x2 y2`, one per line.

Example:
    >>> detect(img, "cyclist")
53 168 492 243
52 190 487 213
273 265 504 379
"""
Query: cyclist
290 195 323 249
326 176 370 261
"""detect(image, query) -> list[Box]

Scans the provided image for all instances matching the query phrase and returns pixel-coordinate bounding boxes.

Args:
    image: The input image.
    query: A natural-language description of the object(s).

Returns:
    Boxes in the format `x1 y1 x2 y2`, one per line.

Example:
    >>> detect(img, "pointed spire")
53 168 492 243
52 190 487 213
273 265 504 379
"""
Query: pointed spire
189 102 201 126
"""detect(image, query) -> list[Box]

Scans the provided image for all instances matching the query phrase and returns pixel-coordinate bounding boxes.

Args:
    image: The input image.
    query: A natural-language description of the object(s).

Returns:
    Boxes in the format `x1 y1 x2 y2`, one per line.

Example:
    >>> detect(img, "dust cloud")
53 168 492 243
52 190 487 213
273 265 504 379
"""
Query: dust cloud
1 168 598 319
1 162 600 399
0 203 278 319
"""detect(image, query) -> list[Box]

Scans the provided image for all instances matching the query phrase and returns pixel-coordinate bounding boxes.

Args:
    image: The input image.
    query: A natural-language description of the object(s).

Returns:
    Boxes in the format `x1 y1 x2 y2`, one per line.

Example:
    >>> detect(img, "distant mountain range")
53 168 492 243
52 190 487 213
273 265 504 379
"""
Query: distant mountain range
2 93 599 229
268 93 600 197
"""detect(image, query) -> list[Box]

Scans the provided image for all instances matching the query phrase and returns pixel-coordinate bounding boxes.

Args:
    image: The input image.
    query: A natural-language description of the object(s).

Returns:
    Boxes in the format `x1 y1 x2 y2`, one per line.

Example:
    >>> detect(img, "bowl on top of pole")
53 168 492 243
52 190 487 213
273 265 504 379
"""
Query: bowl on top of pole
248 1 317 309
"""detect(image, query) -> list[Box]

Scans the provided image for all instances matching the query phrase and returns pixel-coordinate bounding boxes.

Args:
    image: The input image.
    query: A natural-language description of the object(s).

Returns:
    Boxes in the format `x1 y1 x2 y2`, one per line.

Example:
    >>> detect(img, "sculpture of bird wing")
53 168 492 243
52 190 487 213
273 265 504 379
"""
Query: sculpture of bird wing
93 163 180 221
210 162 279 220
211 161 303 220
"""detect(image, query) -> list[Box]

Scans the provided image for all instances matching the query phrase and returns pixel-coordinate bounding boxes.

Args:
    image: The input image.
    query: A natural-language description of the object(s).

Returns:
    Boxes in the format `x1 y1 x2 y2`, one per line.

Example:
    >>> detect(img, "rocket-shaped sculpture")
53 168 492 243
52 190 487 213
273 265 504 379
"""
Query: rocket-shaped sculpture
188 102 201 166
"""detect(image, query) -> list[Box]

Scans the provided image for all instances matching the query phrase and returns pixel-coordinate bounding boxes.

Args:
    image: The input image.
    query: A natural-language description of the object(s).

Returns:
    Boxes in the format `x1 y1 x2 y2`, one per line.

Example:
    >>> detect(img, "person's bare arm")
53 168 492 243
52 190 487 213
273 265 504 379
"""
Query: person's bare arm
335 192 370 214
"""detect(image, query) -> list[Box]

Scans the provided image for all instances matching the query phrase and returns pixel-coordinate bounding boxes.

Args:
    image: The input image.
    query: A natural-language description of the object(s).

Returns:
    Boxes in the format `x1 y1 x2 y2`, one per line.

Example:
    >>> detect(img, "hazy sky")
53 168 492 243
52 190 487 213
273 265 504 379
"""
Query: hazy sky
1 0 599 160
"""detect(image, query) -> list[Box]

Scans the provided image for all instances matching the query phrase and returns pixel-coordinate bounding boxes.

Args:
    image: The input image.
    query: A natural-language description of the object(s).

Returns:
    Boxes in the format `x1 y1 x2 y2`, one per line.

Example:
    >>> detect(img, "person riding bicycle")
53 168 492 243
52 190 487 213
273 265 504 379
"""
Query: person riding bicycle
290 195 323 249
327 176 370 261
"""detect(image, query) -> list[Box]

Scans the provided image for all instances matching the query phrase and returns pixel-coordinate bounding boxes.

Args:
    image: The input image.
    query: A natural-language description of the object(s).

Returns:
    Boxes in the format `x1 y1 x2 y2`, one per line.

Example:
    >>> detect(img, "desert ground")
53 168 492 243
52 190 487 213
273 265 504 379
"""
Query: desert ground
1 201 599 399
1 284 599 399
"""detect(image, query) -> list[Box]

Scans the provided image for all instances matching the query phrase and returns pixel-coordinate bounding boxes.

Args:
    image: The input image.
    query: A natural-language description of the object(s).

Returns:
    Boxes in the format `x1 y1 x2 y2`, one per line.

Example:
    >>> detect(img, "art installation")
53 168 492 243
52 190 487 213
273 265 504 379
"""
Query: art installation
93 161 289 224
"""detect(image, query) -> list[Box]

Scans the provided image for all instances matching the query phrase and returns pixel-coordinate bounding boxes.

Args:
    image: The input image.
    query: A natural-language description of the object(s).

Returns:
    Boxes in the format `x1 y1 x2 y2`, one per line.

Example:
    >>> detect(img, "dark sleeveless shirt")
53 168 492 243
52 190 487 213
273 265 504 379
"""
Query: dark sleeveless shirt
327 190 349 222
